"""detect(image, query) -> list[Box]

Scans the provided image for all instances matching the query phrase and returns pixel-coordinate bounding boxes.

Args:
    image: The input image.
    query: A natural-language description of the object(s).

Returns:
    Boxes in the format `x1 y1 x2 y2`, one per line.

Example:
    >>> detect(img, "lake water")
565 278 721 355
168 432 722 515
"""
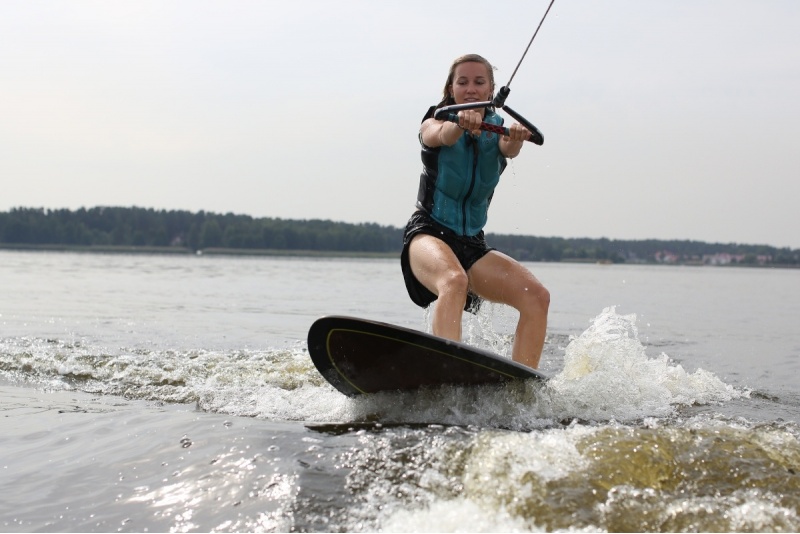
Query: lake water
1 250 799 532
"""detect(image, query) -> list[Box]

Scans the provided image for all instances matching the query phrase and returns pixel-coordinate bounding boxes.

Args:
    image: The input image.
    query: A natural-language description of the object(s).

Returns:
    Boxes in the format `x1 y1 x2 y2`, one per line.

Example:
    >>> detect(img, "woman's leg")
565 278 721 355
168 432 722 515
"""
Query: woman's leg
408 234 469 342
468 251 550 368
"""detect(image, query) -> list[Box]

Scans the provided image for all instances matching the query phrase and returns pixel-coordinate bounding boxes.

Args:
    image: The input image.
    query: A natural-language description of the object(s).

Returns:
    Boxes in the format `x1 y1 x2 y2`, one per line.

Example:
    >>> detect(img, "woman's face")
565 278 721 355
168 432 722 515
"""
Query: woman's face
450 61 493 105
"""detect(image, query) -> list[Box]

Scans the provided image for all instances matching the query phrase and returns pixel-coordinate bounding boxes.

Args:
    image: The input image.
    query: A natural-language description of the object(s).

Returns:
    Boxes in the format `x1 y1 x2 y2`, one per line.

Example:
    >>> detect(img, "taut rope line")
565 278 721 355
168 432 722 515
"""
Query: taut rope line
505 0 557 88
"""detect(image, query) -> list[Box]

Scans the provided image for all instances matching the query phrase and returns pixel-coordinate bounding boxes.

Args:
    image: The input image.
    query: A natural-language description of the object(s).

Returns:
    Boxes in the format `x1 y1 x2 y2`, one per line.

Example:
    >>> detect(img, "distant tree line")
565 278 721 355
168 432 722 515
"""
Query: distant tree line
486 234 800 266
1 206 798 266
0 207 401 254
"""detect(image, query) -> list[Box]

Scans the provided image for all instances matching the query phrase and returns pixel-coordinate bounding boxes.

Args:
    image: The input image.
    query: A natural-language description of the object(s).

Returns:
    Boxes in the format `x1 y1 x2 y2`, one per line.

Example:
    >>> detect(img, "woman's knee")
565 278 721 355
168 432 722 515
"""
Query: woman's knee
438 267 469 297
518 277 550 315
534 283 551 310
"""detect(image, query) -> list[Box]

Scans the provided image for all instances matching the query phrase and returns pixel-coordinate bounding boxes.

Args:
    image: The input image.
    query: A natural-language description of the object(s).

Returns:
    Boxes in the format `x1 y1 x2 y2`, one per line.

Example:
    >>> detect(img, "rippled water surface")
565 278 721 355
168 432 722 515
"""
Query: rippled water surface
1 250 798 532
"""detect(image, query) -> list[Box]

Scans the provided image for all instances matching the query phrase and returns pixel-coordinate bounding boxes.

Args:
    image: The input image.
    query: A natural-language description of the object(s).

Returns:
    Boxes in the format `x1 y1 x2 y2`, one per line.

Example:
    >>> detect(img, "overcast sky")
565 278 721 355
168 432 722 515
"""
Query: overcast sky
2 1 798 248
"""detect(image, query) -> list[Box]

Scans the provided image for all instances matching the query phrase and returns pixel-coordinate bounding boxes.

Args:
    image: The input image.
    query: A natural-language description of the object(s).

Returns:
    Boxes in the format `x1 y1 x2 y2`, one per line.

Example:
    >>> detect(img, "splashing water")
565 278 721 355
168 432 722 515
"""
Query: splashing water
545 306 743 421
0 307 744 427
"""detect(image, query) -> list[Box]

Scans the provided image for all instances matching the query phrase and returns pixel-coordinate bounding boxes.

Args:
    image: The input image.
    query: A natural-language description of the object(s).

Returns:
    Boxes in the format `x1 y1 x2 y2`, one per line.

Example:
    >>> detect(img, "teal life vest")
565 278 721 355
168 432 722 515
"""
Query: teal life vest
416 107 508 236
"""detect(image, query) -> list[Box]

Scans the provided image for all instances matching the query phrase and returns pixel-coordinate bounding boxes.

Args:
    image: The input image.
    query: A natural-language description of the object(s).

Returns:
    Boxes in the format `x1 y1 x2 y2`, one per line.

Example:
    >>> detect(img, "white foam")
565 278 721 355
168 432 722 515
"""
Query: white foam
380 497 535 533
726 491 800 532
357 424 618 532
1 307 746 426
221 307 747 427
544 307 743 421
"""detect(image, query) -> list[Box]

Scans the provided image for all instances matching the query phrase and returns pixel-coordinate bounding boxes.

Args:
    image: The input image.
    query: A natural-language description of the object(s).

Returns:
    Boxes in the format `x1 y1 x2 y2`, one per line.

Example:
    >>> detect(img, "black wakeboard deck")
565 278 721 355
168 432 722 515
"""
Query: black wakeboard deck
307 315 547 397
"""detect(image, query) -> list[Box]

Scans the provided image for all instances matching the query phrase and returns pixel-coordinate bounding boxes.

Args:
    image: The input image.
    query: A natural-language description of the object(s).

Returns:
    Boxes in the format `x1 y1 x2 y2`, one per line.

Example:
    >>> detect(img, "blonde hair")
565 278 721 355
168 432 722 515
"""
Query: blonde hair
436 54 496 109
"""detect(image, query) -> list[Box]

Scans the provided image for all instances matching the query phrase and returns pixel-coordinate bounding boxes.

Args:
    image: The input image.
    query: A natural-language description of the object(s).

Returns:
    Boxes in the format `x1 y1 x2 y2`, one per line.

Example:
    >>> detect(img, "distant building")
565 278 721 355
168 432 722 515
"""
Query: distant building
655 250 680 264
703 253 745 265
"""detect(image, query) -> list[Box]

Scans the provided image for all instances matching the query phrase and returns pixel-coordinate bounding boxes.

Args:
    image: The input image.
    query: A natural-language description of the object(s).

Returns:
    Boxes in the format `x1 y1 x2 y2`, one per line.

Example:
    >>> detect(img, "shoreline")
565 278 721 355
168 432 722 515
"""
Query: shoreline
1 243 797 268
0 243 397 259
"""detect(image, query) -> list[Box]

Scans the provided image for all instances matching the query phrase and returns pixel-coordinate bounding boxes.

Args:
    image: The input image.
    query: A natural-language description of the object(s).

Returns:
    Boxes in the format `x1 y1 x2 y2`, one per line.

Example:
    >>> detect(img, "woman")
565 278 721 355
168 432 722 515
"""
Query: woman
401 54 550 369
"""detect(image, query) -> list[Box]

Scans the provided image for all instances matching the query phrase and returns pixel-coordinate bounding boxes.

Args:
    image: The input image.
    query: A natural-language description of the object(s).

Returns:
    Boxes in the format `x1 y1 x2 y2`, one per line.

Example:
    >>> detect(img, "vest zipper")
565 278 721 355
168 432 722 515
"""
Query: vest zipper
462 135 479 235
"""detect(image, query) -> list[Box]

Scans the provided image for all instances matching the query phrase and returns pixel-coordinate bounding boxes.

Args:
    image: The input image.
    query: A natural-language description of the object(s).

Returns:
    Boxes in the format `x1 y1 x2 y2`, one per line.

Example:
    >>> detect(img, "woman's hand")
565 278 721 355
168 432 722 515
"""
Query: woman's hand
456 110 483 137
505 122 531 143
500 122 531 158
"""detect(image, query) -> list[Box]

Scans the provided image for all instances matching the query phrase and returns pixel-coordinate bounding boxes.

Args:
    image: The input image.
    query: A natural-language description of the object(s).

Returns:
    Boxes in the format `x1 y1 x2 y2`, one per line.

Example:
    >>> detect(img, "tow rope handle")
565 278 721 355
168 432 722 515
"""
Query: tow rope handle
433 88 544 146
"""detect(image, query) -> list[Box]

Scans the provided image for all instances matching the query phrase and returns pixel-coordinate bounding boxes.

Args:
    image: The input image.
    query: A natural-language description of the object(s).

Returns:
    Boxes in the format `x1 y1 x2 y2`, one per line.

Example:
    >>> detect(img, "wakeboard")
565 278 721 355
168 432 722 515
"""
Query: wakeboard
307 315 547 396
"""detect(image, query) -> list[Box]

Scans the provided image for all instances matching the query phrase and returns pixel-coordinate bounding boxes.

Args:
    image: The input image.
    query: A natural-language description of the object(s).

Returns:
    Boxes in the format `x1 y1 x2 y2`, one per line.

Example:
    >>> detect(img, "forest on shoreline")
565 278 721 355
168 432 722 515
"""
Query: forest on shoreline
1 206 798 267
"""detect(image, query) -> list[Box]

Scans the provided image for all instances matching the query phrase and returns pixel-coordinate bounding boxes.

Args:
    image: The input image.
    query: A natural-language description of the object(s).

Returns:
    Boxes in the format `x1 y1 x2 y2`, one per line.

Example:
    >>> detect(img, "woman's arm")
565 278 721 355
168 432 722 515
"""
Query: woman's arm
420 110 484 147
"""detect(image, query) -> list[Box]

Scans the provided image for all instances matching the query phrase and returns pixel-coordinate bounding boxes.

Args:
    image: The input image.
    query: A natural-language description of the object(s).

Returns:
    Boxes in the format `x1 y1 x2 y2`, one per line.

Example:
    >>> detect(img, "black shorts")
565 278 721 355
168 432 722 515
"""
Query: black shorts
400 210 494 312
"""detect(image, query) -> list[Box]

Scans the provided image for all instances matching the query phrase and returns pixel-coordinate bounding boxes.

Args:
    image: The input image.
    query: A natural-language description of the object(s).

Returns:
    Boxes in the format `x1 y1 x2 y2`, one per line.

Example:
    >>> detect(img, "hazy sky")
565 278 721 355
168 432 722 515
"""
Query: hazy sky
2 1 799 248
